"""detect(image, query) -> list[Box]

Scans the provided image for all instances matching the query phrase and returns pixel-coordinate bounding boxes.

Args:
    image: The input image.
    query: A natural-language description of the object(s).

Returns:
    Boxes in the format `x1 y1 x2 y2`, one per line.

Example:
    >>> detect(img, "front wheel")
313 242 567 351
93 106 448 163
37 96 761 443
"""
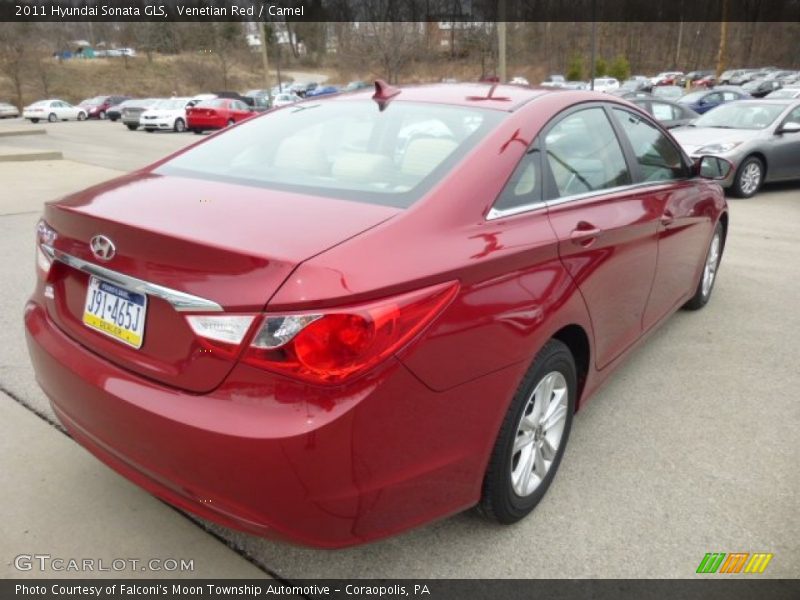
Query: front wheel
30 118 39 124
683 222 724 311
731 156 763 198
126 124 137 131
98 111 106 120
479 339 576 524
77 112 86 121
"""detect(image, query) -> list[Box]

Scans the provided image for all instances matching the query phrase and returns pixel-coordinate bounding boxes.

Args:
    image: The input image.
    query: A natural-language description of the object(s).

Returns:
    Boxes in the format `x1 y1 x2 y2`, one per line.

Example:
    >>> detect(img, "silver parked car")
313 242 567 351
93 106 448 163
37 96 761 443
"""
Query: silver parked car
121 98 159 131
0 101 20 118
672 99 800 197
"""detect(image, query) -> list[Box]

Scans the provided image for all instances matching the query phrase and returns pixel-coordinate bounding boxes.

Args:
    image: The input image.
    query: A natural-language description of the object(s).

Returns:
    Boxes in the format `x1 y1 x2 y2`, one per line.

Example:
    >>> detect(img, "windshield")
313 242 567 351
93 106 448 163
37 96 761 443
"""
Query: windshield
156 100 503 208
767 90 798 99
695 102 787 129
154 99 187 110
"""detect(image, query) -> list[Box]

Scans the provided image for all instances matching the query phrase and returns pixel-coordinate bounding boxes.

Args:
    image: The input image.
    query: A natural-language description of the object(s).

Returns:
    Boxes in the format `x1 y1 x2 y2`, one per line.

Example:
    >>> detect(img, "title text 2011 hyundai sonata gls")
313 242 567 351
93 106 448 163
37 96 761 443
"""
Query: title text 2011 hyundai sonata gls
25 82 729 548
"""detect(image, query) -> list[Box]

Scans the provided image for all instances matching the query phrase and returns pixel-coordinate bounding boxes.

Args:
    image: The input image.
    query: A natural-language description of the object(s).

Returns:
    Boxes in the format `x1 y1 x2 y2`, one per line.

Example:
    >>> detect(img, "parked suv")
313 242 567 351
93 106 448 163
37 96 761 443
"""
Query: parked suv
79 95 130 120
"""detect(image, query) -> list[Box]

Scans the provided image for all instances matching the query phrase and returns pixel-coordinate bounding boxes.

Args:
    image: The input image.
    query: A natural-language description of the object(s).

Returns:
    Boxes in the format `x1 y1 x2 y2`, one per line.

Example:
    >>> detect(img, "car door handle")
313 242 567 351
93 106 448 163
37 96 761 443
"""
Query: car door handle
569 222 602 246
660 210 675 226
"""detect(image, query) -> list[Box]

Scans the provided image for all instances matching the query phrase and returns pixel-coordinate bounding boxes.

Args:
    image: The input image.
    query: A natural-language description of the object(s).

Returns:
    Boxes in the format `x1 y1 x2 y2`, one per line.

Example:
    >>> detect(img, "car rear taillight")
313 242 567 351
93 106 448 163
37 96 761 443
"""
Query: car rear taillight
243 281 458 384
183 282 458 385
35 219 57 276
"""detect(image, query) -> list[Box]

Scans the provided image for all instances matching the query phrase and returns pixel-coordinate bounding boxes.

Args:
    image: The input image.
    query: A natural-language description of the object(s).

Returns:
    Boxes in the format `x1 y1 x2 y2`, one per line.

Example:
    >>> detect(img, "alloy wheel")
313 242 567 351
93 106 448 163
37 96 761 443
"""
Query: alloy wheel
739 162 761 196
510 371 569 497
702 231 721 298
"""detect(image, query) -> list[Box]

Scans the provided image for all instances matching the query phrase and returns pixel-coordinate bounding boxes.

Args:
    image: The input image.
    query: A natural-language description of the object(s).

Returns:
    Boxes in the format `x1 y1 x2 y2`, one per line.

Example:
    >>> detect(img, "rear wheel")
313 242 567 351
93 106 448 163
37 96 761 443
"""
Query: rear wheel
479 339 576 524
731 156 763 198
98 110 106 120
192 128 203 135
126 124 137 131
174 118 186 133
227 118 235 127
47 113 57 123
683 222 724 311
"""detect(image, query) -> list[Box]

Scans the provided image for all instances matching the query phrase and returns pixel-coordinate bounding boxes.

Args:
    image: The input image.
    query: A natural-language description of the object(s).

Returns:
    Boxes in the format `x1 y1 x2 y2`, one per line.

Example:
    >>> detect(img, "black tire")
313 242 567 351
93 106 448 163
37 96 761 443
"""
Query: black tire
479 339 576 524
47 113 57 123
30 118 39 124
77 112 86 121
98 110 106 120
683 221 724 311
173 118 186 133
109 116 118 122
730 156 764 198
227 118 235 127
192 128 203 135
126 124 138 131
145 128 154 133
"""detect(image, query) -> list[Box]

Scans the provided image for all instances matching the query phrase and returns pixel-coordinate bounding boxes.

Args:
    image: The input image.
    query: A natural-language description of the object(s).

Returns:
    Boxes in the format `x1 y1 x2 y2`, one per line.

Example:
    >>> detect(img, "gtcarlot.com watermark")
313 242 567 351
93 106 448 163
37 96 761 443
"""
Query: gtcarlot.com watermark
14 554 194 573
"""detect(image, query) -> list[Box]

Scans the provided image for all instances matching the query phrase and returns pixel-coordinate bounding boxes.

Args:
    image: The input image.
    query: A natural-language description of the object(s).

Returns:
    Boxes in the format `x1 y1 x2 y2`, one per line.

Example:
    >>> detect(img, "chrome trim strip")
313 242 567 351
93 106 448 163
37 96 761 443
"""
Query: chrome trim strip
486 180 681 220
41 245 223 312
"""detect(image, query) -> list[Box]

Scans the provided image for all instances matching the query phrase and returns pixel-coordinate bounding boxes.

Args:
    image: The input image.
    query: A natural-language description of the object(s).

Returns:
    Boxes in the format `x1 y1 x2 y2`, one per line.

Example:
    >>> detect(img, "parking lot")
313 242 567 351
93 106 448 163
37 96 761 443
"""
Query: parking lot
1 117 798 579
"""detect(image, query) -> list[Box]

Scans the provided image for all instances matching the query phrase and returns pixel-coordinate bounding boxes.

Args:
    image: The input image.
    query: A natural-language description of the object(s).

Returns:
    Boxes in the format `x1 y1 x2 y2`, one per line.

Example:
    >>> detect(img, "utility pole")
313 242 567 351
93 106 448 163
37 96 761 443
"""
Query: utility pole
675 0 684 68
497 0 507 82
259 22 271 92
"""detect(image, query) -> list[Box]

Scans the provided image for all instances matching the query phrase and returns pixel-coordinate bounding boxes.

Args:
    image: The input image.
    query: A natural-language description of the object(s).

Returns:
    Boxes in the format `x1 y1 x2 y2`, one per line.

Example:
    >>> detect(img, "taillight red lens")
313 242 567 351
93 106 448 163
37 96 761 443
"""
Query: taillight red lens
243 281 459 385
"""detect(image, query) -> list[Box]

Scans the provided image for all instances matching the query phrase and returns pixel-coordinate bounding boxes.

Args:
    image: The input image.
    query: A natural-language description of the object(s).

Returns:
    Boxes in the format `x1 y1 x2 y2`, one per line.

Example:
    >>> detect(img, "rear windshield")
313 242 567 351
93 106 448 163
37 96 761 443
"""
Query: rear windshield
156 100 502 208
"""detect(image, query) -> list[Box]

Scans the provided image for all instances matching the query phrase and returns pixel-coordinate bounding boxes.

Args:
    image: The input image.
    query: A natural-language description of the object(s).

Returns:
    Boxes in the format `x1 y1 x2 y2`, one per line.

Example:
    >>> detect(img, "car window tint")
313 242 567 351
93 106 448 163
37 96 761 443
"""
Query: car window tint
614 108 685 181
651 102 675 121
706 93 723 103
785 106 800 124
612 108 686 182
493 150 542 212
156 101 502 208
544 107 631 197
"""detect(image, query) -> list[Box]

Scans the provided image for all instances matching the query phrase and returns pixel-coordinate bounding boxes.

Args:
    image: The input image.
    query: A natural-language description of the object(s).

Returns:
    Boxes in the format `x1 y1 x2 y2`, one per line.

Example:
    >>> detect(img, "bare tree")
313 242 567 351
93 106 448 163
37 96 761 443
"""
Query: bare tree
0 24 31 109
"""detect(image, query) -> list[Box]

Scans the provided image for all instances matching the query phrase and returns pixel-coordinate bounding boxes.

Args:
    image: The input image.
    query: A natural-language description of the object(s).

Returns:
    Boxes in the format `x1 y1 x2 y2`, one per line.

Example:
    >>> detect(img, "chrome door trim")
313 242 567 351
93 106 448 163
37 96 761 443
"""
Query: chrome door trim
41 245 223 312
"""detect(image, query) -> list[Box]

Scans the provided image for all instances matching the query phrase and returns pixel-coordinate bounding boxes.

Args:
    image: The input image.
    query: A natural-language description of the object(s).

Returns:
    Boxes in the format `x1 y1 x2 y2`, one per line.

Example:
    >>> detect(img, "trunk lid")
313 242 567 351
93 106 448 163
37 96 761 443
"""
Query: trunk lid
42 172 398 392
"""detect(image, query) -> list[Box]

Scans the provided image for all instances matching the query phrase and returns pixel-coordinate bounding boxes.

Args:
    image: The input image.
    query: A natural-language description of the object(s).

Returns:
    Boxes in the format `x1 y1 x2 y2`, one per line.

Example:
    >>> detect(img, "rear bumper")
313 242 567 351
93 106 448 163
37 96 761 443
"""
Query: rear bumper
187 116 225 130
24 300 516 547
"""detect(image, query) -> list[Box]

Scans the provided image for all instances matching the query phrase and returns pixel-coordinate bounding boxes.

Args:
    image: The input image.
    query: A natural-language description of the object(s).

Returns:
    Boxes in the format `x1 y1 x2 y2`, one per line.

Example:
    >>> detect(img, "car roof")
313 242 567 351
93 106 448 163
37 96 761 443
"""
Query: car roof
332 83 558 112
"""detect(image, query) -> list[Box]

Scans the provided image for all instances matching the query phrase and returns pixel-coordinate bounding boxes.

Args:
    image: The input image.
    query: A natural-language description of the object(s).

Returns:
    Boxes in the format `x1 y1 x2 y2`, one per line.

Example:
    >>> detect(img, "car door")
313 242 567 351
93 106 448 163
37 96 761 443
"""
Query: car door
609 107 715 329
542 104 661 369
769 105 800 180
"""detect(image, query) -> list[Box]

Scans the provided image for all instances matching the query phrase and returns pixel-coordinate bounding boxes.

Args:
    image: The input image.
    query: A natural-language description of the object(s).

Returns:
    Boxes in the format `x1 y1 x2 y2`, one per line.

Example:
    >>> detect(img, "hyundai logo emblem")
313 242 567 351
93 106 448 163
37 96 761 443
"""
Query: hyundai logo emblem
90 235 116 261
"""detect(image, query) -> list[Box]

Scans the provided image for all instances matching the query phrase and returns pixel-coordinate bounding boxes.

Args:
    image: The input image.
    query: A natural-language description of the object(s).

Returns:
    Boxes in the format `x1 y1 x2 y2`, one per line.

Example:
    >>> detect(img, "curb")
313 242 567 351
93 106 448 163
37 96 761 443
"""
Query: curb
0 128 47 137
0 149 63 162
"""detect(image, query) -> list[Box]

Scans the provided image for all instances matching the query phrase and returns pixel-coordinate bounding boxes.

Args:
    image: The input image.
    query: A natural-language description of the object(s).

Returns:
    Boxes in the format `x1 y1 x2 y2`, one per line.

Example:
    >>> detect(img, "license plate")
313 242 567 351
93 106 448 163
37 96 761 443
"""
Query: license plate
82 276 147 349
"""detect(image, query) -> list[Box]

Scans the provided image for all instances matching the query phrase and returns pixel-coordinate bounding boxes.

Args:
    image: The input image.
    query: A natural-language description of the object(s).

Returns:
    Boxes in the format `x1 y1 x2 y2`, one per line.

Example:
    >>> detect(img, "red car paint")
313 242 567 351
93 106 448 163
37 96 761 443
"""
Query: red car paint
25 84 727 547
186 98 254 132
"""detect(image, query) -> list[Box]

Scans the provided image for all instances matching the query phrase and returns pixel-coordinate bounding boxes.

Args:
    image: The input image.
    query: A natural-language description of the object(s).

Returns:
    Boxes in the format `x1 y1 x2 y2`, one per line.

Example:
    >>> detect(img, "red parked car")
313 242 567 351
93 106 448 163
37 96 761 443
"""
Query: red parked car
25 82 730 548
186 98 254 133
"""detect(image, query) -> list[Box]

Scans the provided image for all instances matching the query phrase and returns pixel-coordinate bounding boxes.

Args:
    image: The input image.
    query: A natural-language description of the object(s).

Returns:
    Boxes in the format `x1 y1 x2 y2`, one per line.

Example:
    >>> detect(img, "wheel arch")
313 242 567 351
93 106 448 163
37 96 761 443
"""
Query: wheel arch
551 324 591 409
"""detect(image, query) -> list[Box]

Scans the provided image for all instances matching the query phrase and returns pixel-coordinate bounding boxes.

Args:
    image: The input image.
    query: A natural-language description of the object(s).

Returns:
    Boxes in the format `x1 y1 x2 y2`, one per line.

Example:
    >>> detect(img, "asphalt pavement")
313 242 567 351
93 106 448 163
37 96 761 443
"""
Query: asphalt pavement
0 118 797 579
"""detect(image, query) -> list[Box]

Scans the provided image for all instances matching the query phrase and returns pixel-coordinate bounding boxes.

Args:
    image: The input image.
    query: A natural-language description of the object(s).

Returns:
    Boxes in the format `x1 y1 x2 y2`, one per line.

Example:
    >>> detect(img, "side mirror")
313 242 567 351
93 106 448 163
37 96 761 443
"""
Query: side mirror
777 121 800 134
695 155 734 180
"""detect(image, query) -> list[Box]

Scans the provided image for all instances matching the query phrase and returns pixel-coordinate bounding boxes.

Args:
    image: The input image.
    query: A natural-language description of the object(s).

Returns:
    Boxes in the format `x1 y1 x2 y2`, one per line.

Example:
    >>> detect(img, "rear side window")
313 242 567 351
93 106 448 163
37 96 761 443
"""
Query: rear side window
650 102 676 121
157 100 503 208
493 150 542 212
543 107 631 197
612 108 686 182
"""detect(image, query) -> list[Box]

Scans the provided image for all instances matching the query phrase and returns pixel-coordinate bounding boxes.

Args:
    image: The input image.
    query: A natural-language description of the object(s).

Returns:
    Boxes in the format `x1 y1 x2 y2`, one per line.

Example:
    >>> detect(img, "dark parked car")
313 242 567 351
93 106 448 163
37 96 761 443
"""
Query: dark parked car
306 85 340 98
78 95 130 120
631 97 699 129
343 81 371 92
678 87 749 114
742 79 783 98
26 83 730 548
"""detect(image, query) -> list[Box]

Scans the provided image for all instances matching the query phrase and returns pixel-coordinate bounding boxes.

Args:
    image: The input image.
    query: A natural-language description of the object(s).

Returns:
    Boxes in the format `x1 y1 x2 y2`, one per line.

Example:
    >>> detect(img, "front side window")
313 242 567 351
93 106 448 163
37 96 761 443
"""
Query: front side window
543 107 631 197
156 100 502 208
612 108 686 182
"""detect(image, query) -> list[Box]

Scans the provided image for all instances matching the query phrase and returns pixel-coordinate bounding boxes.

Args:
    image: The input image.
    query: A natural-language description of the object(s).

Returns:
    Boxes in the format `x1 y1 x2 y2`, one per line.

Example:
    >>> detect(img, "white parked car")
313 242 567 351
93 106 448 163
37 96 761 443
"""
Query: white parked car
539 75 565 88
591 77 620 92
23 99 86 123
139 97 192 132
271 93 301 108
766 86 800 99
0 101 20 118
509 76 531 86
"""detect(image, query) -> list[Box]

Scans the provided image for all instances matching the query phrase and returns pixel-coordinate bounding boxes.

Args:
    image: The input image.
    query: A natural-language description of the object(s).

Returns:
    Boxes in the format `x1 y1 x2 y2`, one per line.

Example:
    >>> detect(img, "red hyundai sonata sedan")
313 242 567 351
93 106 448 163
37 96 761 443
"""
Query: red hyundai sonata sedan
25 82 729 548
